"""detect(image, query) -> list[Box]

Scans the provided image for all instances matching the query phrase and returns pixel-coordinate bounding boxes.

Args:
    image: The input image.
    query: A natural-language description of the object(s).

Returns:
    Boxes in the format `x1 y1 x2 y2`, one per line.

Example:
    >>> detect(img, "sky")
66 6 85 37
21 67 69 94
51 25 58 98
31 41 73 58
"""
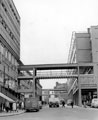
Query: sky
13 0 98 89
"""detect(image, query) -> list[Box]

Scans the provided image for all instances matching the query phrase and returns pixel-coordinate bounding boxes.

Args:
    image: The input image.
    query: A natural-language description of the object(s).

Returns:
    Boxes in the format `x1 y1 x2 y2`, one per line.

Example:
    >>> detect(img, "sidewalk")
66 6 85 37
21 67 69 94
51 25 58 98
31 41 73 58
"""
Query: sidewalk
0 110 25 117
65 104 98 110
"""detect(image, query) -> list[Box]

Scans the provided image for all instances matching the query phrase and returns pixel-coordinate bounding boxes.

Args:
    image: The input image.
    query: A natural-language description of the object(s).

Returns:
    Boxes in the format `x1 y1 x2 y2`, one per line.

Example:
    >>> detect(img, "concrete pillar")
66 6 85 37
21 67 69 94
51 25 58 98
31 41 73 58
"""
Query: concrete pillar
78 85 82 106
93 63 98 98
78 65 82 106
33 67 36 98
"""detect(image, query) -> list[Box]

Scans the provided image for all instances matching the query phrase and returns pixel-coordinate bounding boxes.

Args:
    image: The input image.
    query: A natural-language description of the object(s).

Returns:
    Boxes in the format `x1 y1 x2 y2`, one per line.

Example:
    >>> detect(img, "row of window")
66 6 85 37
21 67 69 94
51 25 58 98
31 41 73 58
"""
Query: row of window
5 79 16 89
0 69 16 88
1 1 20 25
0 42 19 67
0 14 20 47
9 3 20 25
1 0 20 36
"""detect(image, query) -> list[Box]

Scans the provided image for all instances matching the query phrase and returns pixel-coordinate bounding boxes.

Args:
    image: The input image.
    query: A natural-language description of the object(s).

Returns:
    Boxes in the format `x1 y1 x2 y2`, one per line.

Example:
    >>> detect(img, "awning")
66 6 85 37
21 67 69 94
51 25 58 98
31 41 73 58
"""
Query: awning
0 92 15 102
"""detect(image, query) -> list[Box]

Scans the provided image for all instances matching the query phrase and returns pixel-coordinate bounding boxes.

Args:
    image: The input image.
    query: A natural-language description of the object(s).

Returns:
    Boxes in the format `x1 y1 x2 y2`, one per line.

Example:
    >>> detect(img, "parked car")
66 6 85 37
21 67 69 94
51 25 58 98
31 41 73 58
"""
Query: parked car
91 98 98 108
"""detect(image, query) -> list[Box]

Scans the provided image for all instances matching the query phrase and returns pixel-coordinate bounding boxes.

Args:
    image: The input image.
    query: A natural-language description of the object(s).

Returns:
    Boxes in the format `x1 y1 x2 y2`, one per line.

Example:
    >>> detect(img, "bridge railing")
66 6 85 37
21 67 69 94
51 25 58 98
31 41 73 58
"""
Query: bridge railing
36 70 78 77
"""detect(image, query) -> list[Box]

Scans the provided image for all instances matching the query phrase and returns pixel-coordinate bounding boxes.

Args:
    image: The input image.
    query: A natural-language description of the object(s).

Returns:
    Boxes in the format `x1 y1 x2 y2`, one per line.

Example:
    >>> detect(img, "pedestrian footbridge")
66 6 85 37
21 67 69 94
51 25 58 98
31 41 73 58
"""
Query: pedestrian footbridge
17 63 94 93
18 63 93 79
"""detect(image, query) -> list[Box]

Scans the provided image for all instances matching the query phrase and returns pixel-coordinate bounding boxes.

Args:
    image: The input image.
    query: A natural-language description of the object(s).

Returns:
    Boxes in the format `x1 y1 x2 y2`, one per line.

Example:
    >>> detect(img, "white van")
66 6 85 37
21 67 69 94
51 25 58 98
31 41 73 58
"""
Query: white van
91 98 98 108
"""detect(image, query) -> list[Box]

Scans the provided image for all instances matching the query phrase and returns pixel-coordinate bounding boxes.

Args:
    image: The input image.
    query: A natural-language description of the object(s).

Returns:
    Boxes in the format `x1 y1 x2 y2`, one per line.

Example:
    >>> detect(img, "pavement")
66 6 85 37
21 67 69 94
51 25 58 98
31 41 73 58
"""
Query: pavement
65 104 98 111
0 110 25 117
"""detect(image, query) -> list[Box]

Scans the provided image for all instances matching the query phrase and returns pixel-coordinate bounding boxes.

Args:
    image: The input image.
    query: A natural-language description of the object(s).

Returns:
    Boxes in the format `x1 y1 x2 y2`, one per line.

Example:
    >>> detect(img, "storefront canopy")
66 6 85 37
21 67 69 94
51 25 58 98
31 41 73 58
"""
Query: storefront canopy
0 92 15 102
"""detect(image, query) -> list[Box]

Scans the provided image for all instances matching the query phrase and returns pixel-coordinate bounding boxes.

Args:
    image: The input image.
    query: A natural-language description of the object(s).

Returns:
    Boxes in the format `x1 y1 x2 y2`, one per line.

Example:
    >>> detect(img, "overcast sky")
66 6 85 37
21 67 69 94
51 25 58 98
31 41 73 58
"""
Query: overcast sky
13 0 98 88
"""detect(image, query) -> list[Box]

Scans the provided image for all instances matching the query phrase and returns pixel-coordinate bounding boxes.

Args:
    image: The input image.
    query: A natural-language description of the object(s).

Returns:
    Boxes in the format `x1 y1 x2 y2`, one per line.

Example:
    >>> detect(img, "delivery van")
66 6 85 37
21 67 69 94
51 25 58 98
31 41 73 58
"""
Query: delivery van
25 97 40 112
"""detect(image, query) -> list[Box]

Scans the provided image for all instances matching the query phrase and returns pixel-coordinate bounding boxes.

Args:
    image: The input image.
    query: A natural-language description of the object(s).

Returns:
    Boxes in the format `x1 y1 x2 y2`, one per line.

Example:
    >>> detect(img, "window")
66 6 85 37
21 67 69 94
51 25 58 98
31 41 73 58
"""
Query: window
9 52 11 62
7 51 9 61
1 44 4 55
5 48 8 58
0 15 3 23
11 55 15 66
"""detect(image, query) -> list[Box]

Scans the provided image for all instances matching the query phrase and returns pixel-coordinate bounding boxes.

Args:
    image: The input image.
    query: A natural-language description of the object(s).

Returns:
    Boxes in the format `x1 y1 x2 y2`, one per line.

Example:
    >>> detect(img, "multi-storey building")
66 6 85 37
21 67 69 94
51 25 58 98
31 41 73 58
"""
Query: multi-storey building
54 82 68 102
0 0 21 111
67 26 98 106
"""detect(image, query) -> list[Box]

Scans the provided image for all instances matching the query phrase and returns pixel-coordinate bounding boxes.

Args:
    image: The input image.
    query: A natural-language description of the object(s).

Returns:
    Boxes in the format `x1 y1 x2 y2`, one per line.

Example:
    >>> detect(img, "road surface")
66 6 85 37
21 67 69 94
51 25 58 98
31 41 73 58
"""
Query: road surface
0 105 98 120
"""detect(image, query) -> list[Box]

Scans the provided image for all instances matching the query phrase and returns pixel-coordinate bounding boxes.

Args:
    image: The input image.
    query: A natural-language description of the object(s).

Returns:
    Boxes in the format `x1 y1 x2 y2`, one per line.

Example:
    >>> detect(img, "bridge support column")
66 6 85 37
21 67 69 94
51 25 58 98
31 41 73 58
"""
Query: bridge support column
78 86 82 106
78 65 82 107
33 68 36 98
93 63 98 98
18 79 20 89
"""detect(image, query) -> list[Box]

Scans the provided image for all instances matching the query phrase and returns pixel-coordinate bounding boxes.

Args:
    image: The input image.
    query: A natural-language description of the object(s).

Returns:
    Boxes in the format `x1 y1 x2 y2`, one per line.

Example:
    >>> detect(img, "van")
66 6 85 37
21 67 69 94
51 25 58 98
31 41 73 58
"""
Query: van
25 97 40 112
91 98 98 108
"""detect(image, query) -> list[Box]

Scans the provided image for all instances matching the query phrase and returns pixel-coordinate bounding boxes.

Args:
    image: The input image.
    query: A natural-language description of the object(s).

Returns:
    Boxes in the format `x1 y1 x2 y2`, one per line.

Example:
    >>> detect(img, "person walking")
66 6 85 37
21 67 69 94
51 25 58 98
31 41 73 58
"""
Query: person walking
83 101 87 108
71 101 74 108
13 102 17 111
21 102 24 110
62 100 65 107
5 101 10 112
16 102 19 112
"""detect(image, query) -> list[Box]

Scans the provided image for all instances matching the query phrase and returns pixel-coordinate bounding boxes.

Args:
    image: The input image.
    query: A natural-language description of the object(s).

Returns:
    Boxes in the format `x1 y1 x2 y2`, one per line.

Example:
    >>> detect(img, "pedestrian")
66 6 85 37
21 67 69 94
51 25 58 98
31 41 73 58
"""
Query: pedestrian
62 100 65 107
71 101 74 108
5 101 10 112
13 102 17 111
2 103 5 111
83 101 86 108
16 102 19 112
21 102 24 110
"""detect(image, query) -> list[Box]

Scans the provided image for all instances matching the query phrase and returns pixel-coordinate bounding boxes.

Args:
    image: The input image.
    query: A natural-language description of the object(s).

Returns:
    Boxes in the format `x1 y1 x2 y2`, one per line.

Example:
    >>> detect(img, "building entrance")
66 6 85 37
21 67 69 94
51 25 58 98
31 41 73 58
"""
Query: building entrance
81 89 97 106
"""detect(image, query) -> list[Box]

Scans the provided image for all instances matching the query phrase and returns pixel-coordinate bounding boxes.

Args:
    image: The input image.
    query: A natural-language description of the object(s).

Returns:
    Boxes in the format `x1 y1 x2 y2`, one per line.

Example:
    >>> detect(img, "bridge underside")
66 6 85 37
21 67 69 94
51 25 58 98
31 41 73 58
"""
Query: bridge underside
18 63 93 80
18 63 93 70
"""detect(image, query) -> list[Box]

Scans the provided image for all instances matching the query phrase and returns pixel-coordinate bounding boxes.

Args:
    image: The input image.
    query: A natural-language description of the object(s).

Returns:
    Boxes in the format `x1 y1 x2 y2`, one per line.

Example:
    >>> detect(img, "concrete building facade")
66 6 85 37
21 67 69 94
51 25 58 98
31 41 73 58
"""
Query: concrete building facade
67 26 98 106
0 0 21 111
42 89 49 104
54 82 68 102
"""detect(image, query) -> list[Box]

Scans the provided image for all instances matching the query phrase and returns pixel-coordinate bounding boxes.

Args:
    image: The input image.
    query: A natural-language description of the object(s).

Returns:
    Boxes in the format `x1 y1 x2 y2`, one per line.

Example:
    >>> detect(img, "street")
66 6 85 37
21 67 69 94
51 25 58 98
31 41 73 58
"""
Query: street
0 105 98 120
